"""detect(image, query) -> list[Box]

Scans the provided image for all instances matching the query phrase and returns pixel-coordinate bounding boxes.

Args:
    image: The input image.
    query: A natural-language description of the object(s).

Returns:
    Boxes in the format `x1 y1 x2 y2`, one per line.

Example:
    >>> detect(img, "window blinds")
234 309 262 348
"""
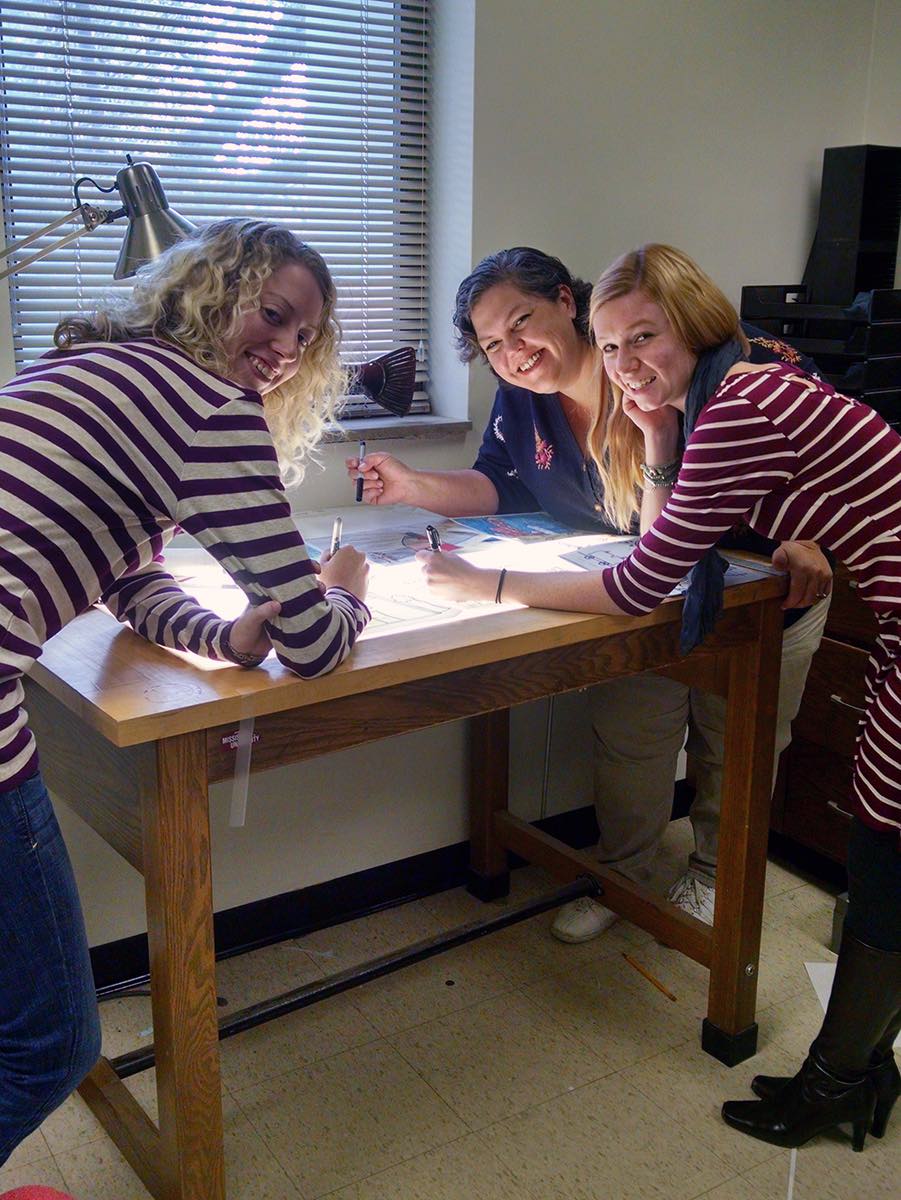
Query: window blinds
0 0 430 412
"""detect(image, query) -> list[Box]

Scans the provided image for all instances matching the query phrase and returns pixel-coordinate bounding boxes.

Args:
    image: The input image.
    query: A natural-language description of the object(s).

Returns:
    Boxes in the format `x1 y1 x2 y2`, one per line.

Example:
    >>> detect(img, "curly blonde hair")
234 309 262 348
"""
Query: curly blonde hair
54 219 345 483
588 244 747 531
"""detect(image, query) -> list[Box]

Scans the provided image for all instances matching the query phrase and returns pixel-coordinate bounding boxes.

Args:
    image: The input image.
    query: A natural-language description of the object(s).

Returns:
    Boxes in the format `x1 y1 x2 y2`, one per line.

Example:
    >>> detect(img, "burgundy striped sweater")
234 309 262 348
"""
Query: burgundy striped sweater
0 338 369 787
603 362 901 837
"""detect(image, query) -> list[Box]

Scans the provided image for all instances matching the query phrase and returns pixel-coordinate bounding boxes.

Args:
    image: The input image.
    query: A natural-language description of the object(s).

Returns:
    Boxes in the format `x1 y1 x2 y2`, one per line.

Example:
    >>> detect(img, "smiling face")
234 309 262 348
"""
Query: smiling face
591 289 697 412
469 281 588 394
222 260 325 394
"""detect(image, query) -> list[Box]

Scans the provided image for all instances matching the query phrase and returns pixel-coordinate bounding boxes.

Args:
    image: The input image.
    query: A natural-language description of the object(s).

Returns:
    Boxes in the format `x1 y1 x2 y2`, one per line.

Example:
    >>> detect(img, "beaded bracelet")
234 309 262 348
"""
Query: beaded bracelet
223 625 267 668
495 568 508 604
227 646 267 668
640 459 680 488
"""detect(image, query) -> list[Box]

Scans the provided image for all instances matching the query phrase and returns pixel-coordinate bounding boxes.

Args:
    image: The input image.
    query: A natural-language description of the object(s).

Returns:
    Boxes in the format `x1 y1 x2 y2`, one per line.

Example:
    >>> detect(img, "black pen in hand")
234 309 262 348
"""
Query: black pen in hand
426 525 441 552
355 440 366 503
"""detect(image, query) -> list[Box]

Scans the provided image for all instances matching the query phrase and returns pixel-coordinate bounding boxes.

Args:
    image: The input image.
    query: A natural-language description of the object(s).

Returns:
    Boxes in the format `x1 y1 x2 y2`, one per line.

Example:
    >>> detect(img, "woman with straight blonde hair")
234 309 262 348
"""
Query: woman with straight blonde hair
418 243 901 1153
0 218 370 1163
591 243 748 533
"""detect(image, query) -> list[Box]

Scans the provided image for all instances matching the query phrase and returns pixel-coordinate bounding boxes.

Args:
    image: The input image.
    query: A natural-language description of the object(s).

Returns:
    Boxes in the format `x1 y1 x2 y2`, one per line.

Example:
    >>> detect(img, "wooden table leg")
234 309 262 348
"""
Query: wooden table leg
143 731 225 1199
702 599 784 1065
467 709 511 899
78 1058 167 1197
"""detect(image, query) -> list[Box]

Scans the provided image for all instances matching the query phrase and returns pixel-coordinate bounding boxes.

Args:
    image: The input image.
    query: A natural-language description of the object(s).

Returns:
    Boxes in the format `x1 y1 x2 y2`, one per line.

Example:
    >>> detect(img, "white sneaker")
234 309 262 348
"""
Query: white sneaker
551 896 619 943
667 872 715 925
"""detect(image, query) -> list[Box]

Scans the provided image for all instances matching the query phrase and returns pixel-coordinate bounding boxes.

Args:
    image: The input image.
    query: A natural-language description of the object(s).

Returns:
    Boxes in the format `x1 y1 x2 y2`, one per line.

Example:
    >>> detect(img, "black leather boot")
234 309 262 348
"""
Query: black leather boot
722 929 901 1151
751 1004 900 1138
723 1054 875 1150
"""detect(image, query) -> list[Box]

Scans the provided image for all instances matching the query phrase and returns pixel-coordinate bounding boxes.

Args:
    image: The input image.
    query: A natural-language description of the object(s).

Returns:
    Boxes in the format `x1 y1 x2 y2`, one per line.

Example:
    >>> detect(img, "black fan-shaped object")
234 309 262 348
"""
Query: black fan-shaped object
348 347 417 416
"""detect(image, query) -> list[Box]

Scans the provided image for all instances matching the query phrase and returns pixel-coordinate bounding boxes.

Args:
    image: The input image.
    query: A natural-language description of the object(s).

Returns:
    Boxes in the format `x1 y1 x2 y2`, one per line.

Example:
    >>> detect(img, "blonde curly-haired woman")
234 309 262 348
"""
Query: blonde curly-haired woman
0 219 370 1163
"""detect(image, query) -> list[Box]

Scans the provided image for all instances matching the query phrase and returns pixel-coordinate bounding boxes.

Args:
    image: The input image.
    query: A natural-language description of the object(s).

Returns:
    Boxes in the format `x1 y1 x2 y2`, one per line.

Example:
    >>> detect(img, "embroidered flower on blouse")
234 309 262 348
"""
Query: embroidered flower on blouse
493 414 505 442
748 336 804 366
534 425 554 470
506 469 518 478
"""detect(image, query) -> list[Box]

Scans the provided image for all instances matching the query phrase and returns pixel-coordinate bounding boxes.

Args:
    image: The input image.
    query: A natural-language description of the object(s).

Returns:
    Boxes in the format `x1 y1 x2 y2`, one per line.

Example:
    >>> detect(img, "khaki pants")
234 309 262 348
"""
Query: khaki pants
588 599 830 884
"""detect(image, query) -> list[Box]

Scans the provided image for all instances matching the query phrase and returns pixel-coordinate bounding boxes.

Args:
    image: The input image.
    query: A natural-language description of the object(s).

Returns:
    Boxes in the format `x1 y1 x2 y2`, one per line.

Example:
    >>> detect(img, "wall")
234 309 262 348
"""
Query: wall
5 0 901 944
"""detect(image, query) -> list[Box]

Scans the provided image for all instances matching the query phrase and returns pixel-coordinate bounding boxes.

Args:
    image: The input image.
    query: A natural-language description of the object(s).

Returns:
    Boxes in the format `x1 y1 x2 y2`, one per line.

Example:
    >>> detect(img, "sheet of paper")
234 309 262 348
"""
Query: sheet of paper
451 512 596 540
559 536 783 595
158 532 500 642
319 517 491 564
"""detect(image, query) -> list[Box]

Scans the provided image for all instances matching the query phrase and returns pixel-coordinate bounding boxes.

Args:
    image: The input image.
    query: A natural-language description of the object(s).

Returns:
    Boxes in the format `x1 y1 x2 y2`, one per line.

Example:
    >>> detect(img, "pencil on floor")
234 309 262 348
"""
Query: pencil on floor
622 952 677 1001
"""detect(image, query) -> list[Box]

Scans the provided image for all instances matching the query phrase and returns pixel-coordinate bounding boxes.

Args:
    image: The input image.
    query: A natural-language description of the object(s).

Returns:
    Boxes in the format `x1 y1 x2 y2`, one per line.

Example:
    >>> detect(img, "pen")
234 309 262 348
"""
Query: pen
426 524 441 552
355 439 366 503
329 516 343 555
622 952 677 1002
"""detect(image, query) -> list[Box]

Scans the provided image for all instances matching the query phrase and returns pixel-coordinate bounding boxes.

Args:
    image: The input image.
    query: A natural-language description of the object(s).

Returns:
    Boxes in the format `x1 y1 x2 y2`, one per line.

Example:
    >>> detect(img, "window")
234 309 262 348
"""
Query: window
0 0 430 414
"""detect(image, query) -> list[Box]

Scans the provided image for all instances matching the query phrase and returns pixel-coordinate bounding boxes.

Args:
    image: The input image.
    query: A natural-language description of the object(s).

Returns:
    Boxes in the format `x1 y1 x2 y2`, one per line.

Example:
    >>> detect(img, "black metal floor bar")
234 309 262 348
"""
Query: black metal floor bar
112 875 602 1079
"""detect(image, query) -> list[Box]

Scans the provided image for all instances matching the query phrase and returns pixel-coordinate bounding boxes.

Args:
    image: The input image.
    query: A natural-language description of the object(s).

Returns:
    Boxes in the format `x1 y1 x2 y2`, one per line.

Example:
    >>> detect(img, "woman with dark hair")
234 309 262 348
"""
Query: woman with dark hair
351 248 605 525
0 218 370 1163
349 245 830 940
417 243 900 1153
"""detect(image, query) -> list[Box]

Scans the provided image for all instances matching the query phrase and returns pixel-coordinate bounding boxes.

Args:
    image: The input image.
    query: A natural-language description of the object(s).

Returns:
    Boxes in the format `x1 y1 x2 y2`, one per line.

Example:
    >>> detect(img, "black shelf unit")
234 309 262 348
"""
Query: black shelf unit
741 145 901 429
740 284 901 427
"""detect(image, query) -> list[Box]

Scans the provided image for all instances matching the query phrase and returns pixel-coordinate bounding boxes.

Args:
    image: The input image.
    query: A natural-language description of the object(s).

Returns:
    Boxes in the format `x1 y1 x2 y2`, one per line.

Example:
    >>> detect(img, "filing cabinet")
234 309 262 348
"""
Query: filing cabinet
773 567 877 864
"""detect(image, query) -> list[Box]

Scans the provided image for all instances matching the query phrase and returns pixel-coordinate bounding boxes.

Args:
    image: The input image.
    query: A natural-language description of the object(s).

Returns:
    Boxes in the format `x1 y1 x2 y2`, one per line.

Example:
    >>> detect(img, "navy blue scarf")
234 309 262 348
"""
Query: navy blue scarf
678 338 745 655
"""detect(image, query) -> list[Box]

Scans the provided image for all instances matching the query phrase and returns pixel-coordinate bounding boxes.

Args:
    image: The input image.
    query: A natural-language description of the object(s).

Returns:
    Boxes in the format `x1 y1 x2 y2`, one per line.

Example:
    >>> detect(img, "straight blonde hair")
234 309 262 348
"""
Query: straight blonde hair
55 219 345 485
588 244 747 530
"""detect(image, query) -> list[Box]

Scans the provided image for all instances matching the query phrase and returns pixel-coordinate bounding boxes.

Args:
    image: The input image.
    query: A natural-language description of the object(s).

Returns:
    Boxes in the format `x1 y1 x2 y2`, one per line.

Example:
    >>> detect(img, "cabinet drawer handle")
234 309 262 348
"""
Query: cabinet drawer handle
827 799 854 820
830 693 865 714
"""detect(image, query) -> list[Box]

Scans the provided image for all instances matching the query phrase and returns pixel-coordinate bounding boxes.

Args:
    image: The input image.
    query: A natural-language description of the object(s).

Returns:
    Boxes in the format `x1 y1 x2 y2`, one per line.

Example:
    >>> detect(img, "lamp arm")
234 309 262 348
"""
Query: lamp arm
0 202 125 282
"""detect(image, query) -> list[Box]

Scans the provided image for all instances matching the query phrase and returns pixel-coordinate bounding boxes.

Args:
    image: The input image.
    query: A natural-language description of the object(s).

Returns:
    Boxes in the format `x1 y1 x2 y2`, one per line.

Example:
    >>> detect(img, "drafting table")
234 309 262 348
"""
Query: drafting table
23 530 785 1199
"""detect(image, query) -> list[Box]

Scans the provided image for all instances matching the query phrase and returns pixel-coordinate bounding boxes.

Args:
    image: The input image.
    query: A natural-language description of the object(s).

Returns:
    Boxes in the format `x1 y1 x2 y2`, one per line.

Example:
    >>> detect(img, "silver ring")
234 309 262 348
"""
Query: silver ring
815 590 828 600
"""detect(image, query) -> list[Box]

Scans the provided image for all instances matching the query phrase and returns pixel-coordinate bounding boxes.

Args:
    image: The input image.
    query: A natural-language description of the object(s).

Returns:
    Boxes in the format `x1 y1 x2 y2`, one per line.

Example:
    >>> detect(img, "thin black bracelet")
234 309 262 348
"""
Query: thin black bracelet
495 568 507 604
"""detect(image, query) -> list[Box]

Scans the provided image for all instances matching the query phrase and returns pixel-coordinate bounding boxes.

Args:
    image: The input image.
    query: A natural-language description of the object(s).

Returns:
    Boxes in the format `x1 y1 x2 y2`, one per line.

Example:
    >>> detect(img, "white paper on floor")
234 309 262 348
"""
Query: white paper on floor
805 962 901 1048
786 1147 797 1200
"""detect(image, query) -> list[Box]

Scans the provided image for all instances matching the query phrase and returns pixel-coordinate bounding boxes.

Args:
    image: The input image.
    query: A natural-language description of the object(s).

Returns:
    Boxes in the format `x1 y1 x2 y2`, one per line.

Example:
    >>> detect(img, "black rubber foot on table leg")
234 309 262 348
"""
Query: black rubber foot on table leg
466 869 511 900
701 1018 759 1066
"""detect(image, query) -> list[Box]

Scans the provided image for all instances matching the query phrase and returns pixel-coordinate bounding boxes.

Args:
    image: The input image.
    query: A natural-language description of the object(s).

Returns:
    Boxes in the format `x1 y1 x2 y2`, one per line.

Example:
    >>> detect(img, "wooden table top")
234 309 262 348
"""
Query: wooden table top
28 569 786 748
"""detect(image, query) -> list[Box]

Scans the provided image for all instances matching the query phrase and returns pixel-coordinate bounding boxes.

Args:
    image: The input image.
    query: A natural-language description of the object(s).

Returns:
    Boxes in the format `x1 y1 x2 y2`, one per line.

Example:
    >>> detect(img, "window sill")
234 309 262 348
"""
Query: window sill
323 413 472 444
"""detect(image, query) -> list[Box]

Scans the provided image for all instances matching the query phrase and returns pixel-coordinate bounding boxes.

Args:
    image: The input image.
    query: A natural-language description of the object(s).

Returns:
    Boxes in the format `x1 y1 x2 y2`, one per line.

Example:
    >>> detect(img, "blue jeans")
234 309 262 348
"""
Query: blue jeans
0 771 101 1165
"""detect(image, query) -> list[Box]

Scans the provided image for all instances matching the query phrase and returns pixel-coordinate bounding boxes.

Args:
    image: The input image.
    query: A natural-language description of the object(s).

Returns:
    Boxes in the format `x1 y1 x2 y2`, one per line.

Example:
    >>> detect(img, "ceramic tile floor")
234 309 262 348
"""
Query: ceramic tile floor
3 818 899 1199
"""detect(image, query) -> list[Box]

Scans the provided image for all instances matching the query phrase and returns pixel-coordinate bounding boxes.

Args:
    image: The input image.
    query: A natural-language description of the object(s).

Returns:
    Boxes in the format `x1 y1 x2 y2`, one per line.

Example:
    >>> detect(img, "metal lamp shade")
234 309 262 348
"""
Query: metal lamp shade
113 161 197 279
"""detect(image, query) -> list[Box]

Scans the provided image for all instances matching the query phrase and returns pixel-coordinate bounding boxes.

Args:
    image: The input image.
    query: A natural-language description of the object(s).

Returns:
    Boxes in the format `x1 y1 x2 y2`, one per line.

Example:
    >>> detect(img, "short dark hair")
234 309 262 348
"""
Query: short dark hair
453 246 592 363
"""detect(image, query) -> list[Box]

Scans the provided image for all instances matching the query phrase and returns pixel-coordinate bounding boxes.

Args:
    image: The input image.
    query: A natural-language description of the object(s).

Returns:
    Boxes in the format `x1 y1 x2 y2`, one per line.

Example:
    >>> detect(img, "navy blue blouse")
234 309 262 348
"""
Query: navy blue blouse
471 384 618 532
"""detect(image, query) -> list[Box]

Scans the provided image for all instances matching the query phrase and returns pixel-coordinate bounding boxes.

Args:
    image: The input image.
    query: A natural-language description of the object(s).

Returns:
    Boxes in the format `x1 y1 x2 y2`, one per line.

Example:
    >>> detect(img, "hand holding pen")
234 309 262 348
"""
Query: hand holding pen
319 520 370 602
346 450 414 506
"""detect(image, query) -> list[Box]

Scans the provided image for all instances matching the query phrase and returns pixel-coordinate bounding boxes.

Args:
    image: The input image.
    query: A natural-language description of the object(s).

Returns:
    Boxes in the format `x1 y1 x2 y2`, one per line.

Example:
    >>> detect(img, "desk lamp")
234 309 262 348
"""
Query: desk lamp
0 155 196 282
1 163 417 418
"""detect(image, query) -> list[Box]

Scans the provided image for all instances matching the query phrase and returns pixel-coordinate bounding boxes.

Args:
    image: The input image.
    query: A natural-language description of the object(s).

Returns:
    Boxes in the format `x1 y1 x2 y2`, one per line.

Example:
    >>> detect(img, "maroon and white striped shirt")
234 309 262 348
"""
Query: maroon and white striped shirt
0 338 369 787
603 363 901 837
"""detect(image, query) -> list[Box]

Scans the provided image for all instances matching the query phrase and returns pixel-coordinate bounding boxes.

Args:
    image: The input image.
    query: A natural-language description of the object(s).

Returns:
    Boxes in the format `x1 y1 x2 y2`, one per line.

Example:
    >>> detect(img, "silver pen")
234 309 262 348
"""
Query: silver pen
329 516 343 555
